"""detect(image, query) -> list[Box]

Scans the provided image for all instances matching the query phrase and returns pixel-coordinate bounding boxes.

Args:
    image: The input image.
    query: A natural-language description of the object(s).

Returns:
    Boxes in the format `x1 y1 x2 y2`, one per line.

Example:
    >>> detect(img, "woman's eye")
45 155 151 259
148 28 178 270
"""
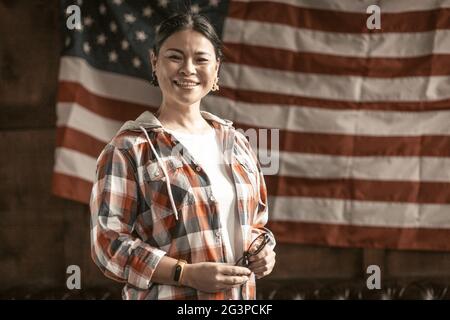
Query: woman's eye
169 55 181 60
198 59 208 62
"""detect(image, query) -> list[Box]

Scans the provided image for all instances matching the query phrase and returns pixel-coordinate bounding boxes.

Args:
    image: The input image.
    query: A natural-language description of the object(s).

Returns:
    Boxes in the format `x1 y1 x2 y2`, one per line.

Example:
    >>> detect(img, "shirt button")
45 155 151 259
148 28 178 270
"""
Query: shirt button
195 166 201 172
215 231 221 238
209 195 215 202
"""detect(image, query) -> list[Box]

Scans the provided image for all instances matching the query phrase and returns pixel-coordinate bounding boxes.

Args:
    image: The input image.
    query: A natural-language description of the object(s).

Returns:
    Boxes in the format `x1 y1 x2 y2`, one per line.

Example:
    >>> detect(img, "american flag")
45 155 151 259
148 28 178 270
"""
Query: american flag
53 0 450 251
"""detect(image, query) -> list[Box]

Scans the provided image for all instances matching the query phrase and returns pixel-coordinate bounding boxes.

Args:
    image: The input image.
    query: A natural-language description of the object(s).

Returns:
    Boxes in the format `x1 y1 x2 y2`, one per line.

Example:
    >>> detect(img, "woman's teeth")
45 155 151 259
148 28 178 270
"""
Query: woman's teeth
174 80 199 88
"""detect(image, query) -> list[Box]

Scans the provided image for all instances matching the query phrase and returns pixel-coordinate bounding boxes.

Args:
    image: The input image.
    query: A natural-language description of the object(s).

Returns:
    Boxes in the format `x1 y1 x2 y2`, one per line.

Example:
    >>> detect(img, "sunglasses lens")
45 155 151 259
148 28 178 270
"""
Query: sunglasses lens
248 235 266 254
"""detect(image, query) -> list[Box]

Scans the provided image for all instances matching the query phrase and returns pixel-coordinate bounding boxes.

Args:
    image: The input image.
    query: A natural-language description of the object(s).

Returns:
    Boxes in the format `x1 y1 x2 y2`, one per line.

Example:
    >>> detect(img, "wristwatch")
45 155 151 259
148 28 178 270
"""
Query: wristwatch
173 259 187 285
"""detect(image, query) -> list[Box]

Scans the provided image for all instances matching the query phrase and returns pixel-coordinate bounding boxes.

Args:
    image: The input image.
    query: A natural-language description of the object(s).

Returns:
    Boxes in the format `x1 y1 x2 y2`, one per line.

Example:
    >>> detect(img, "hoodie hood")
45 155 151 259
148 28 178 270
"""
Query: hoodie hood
117 110 233 134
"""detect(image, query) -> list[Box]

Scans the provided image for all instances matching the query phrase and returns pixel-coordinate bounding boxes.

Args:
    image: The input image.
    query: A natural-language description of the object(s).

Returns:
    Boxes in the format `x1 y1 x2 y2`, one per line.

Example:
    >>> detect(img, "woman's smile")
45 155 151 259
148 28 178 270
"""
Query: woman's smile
173 79 201 89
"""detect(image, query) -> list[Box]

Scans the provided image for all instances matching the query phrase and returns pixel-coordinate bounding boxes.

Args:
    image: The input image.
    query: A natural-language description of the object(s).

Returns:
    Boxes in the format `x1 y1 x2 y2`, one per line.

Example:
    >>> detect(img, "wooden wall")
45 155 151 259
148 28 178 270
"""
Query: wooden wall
2 1 450 299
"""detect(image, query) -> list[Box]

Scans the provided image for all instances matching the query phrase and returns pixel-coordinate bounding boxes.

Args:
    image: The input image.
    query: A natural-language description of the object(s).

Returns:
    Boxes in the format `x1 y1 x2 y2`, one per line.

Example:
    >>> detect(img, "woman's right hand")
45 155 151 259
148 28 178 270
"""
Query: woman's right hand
181 262 251 293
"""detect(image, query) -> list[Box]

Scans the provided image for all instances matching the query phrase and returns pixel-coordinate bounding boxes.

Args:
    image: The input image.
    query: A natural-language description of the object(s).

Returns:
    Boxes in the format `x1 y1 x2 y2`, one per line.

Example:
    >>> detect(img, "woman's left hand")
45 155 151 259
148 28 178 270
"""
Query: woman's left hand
247 245 276 279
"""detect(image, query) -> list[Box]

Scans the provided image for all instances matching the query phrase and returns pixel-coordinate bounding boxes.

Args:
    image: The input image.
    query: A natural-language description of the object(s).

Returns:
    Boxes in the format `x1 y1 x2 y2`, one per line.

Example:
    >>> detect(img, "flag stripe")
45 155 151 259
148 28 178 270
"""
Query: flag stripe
269 196 450 228
218 87 450 111
223 18 450 57
220 63 450 101
54 147 97 182
59 57 159 106
52 172 92 204
278 153 450 182
208 96 450 135
228 1 450 33
59 81 153 121
224 44 450 77
265 177 450 204
56 127 107 158
234 0 450 13
267 221 450 250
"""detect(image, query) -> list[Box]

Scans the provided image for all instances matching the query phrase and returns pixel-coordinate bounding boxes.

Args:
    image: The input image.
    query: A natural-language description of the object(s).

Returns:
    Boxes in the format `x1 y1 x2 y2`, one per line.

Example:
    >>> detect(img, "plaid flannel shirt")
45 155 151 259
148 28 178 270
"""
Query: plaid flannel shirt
90 110 276 300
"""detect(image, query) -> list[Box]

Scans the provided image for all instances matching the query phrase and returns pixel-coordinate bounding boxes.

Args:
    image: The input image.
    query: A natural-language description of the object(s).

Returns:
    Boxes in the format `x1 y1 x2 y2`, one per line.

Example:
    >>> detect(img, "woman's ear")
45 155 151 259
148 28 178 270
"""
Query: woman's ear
215 58 220 73
149 50 157 70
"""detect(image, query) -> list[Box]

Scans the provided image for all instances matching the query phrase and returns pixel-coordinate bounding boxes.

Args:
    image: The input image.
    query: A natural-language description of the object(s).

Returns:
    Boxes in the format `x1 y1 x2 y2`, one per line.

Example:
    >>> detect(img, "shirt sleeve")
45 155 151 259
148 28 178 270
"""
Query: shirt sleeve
89 144 166 290
239 132 277 248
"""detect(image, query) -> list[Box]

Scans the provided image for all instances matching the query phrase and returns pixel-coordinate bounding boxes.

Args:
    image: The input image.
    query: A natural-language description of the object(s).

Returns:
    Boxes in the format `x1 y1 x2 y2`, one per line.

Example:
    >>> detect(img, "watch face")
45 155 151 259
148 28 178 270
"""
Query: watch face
174 265 182 281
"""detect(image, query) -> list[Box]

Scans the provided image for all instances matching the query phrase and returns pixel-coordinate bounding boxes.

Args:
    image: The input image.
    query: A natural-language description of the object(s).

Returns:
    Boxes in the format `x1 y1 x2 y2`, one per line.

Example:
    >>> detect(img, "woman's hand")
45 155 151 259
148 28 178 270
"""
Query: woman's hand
248 245 276 279
181 262 251 293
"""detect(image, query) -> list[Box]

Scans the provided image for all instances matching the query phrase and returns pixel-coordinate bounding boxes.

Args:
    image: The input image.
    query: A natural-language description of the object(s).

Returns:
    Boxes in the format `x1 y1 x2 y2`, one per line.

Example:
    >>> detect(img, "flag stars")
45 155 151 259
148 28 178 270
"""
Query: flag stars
96 33 107 45
158 0 169 8
99 3 107 15
109 51 118 63
191 4 201 14
83 42 91 54
121 39 129 50
124 13 136 24
135 30 147 42
209 0 220 7
132 57 141 68
142 6 153 17
83 16 94 27
110 21 118 33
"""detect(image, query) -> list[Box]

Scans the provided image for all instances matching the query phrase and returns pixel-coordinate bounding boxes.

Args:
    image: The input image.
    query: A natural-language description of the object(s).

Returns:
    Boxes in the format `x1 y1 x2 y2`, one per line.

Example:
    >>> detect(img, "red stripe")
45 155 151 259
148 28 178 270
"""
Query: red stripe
236 123 450 157
58 81 156 121
268 220 450 251
56 127 106 158
228 1 450 33
217 87 450 111
265 176 450 204
52 172 92 204
224 43 450 77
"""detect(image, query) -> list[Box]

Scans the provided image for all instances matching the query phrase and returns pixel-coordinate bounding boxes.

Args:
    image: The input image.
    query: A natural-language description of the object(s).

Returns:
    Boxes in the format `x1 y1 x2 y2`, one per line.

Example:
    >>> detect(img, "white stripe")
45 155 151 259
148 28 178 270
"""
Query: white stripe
59 56 161 105
276 151 450 182
54 147 97 182
233 0 450 12
269 196 450 228
220 62 450 101
223 18 450 57
203 95 450 136
57 102 123 142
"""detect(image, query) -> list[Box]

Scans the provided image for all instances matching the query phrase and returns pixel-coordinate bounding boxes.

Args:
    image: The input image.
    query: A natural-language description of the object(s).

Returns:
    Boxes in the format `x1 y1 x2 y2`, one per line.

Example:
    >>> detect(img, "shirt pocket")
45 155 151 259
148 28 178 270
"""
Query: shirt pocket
144 156 194 220
235 154 259 193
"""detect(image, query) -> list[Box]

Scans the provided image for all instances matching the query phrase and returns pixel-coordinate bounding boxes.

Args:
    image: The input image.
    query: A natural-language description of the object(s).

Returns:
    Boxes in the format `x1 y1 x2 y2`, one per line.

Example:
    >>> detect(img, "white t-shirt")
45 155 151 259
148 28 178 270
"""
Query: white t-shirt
165 127 243 264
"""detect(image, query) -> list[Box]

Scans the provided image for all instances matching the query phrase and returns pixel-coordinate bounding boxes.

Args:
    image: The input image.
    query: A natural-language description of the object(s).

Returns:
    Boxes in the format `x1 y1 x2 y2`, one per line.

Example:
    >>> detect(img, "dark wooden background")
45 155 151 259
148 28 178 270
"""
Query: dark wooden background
2 0 450 299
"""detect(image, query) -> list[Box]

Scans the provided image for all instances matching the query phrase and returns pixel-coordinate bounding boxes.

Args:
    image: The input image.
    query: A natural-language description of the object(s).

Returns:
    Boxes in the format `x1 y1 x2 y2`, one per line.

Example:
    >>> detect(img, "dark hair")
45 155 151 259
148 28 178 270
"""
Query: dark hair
150 12 224 86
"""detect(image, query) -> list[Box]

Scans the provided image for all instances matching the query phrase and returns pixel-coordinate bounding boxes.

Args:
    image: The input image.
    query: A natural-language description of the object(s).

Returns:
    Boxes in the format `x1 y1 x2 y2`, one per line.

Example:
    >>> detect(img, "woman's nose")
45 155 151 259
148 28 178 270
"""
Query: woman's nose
180 58 196 75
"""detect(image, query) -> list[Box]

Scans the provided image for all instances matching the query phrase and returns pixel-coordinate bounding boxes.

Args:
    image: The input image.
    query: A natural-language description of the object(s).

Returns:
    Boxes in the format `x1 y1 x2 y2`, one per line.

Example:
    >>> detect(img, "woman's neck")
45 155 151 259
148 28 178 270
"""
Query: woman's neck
156 102 213 134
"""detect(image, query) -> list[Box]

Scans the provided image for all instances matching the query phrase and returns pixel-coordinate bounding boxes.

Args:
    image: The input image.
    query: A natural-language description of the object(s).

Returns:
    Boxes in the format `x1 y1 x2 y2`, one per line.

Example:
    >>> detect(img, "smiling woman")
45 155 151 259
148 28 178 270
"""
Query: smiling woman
89 11 276 301
149 13 222 126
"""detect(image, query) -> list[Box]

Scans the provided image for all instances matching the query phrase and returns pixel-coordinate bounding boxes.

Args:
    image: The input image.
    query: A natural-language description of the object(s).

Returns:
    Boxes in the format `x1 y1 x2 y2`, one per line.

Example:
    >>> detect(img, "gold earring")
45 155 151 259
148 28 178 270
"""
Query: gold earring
211 77 219 91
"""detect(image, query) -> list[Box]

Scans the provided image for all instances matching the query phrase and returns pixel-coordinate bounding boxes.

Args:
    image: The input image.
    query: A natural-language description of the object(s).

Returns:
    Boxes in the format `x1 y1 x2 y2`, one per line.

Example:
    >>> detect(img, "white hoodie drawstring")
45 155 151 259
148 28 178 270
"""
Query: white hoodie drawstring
140 126 179 220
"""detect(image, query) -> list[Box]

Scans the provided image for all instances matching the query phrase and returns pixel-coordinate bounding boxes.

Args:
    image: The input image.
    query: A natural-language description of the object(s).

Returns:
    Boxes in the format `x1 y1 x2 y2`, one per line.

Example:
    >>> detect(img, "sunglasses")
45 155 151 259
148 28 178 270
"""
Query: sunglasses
234 233 271 299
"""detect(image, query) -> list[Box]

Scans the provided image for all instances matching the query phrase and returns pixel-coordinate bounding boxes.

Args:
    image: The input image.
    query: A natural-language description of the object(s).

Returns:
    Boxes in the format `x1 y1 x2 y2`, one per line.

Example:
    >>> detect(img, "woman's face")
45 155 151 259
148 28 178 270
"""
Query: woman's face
151 29 220 108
